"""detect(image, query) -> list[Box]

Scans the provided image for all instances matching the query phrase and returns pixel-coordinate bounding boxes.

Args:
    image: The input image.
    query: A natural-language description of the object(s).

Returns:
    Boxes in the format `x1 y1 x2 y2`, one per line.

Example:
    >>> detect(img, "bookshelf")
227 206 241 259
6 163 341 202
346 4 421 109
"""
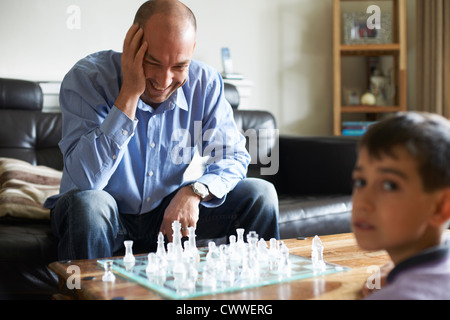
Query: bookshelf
332 0 407 136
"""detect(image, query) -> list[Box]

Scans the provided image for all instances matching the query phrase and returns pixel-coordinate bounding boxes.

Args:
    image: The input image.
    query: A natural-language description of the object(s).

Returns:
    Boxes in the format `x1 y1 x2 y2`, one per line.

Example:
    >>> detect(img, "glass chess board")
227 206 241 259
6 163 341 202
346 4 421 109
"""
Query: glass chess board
97 248 350 300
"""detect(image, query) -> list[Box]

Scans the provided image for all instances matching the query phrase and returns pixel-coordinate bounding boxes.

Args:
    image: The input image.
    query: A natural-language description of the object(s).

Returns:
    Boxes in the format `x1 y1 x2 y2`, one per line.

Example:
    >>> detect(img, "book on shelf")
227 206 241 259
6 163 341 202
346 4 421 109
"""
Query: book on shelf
341 121 377 136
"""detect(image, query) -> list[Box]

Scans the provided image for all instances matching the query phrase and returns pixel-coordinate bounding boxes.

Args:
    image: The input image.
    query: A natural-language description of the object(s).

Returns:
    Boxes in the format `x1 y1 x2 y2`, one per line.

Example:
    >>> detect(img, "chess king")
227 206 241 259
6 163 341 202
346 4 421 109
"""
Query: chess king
45 0 280 260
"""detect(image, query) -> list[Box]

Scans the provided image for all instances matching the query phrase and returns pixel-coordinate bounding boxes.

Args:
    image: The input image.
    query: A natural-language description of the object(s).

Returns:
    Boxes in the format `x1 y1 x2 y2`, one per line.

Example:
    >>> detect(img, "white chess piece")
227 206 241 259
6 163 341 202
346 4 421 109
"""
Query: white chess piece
188 226 200 263
123 240 135 262
277 242 291 276
311 235 326 272
102 260 116 282
146 253 158 274
171 220 184 261
156 232 166 259
123 240 135 270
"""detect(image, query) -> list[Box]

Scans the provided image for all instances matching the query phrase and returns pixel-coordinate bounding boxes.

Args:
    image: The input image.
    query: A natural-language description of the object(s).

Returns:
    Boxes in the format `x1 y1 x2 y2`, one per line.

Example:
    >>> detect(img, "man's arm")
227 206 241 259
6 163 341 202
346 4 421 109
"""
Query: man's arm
195 74 250 204
60 25 147 191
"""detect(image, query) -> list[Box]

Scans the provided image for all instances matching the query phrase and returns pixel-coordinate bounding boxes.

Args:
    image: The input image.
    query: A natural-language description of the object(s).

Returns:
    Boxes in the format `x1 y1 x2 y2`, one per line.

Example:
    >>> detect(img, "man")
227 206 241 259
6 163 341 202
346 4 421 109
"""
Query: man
45 0 279 260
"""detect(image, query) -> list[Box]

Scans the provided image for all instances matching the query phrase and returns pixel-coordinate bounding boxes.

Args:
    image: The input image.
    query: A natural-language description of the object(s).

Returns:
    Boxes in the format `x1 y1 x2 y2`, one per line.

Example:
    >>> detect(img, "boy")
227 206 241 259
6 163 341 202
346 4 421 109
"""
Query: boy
351 112 450 300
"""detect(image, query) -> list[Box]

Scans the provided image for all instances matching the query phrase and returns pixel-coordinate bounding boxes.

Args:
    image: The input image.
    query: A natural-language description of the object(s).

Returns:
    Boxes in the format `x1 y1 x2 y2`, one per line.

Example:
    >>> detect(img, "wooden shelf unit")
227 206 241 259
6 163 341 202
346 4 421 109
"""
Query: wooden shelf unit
333 0 407 136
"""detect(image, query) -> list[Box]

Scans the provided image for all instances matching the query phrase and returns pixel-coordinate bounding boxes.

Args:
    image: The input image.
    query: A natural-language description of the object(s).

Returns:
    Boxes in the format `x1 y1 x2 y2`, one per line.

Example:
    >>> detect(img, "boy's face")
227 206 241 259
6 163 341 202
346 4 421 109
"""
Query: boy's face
351 146 442 263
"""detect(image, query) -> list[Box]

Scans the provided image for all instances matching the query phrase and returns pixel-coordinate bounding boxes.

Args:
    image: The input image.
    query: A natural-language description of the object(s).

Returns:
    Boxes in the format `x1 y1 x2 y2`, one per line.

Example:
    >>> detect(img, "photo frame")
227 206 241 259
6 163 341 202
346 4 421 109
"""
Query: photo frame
343 87 362 106
343 12 392 45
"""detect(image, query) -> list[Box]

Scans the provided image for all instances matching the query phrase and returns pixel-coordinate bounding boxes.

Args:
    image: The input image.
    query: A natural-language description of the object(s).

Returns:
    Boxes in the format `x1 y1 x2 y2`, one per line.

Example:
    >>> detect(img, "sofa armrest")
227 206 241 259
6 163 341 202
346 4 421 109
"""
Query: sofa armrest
275 135 359 196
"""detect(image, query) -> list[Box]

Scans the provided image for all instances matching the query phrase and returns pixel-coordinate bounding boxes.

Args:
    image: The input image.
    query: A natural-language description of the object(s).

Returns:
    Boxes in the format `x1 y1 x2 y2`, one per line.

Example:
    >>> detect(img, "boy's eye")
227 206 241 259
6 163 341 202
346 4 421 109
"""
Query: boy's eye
352 178 366 189
382 181 398 191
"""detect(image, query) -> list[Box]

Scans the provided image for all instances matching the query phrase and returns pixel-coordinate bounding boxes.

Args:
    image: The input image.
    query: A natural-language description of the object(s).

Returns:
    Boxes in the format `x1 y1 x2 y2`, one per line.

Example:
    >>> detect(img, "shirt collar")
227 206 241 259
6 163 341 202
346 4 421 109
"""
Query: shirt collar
137 87 189 114
387 244 450 284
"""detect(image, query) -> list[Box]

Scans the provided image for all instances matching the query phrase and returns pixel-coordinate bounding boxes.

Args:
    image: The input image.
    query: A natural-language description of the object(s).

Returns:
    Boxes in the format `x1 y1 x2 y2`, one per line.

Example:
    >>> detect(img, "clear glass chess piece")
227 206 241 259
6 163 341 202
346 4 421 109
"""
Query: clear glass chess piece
102 260 116 282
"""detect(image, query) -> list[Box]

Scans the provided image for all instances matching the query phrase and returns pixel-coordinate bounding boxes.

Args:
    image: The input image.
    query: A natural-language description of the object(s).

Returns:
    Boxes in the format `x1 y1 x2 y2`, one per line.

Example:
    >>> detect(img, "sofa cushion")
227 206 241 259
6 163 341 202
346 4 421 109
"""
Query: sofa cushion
278 195 353 239
0 78 43 111
0 157 62 220
0 110 63 170
233 109 278 182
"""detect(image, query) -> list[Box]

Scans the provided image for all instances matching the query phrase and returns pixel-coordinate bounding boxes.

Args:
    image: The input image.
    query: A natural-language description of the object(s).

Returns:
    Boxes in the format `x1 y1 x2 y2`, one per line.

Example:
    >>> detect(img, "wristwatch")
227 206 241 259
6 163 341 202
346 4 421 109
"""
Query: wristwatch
191 182 209 199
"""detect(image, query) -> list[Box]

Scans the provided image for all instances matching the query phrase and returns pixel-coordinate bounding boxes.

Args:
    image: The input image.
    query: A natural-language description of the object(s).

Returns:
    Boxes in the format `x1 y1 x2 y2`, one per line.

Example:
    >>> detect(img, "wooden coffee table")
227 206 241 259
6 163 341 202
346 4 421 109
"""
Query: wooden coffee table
49 232 390 300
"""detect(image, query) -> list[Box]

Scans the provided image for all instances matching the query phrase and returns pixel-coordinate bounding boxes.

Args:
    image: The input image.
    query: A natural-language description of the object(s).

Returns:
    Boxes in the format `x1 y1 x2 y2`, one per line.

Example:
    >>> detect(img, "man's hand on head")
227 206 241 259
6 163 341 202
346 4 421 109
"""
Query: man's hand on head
115 23 148 120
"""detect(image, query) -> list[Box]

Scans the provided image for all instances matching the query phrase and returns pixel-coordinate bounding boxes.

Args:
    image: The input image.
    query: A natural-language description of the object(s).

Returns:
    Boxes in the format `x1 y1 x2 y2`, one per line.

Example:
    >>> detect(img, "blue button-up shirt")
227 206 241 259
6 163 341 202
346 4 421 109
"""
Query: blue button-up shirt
45 50 250 214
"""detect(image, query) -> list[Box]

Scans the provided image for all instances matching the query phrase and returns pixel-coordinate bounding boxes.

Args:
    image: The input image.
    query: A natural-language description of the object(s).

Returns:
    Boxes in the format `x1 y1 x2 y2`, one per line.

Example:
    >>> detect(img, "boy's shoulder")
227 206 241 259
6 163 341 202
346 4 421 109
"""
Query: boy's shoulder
366 245 450 300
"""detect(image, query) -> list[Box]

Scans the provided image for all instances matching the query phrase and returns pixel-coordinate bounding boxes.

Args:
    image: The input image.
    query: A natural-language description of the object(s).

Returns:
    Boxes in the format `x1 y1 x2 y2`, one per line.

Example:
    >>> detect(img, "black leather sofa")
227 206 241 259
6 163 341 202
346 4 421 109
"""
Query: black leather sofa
0 78 357 299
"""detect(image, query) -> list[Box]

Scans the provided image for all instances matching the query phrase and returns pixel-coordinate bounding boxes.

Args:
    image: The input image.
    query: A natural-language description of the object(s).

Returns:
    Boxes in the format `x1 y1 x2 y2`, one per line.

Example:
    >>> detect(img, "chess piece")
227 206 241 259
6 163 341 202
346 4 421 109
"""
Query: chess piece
187 226 200 263
277 241 291 277
156 232 166 259
123 240 135 270
146 253 158 274
172 220 183 256
102 260 116 282
311 235 326 272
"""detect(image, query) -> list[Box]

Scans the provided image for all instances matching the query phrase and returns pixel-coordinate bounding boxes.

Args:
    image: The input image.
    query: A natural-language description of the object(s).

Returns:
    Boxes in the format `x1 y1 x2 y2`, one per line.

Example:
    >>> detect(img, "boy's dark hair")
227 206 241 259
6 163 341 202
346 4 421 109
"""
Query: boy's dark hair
358 112 450 192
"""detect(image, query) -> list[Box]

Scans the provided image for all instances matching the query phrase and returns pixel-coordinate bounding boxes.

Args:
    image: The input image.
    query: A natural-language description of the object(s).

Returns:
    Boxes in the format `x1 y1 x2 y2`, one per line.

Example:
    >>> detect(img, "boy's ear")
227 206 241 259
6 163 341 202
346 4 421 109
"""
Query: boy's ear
429 189 450 227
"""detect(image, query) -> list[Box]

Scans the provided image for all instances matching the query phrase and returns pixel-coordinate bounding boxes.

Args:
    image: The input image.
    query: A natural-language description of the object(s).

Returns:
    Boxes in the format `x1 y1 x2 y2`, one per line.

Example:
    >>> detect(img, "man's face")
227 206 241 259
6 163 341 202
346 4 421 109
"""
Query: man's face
140 15 196 107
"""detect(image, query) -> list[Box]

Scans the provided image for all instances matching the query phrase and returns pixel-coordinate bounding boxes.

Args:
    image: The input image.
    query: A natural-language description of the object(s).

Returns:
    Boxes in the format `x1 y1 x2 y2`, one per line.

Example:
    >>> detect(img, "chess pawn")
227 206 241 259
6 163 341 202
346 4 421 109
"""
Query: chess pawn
146 253 158 274
202 263 217 289
277 242 291 277
236 228 245 249
123 240 135 270
184 255 199 291
102 260 116 282
166 242 175 266
172 260 187 287
240 246 254 284
228 235 241 266
206 241 219 266
268 238 279 270
312 235 326 272
257 238 269 263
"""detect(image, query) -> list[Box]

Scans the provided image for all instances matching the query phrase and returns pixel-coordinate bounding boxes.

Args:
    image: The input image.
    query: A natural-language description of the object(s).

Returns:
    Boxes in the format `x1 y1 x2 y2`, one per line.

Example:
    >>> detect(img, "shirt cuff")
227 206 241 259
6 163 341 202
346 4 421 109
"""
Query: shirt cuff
197 174 229 208
99 106 138 147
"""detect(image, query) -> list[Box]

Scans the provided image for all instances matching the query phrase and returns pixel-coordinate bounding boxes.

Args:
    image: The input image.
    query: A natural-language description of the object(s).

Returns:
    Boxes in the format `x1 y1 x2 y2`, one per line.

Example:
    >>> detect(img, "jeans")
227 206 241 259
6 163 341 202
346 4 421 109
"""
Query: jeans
50 178 279 260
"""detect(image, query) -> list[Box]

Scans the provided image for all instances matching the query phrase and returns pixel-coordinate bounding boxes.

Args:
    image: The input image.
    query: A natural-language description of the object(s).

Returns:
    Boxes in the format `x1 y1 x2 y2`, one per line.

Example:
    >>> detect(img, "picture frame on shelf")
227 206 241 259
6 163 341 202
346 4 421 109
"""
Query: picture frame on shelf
343 87 361 106
343 12 392 45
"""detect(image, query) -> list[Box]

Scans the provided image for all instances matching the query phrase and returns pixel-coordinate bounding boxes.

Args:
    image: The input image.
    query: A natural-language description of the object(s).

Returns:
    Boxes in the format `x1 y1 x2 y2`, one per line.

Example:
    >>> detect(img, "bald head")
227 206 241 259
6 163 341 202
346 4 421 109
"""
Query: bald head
134 0 197 32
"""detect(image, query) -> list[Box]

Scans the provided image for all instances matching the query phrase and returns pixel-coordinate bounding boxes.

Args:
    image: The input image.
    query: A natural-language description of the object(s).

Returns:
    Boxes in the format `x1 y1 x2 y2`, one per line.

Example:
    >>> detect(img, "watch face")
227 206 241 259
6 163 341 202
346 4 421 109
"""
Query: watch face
193 182 208 198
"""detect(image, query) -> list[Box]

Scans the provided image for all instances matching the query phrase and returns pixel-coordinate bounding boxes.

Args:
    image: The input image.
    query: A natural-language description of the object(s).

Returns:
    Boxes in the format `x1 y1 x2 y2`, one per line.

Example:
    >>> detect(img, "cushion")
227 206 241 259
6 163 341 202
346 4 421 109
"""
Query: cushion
0 157 62 219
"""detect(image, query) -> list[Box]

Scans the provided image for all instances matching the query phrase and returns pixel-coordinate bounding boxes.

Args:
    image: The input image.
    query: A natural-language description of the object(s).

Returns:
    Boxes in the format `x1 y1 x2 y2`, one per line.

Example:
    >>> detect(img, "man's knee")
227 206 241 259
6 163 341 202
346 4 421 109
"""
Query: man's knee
235 178 278 206
232 178 279 239
69 189 118 219
52 189 119 233
51 189 122 260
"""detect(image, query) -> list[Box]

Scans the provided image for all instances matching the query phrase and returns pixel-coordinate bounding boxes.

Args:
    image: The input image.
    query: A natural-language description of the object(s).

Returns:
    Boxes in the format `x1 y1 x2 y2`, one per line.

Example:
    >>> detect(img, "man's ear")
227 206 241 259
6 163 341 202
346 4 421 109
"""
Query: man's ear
429 188 450 227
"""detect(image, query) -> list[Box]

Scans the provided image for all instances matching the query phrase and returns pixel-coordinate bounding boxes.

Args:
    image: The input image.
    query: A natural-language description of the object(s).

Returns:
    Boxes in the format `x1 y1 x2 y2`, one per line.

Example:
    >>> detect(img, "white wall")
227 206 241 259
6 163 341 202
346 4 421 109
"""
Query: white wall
0 0 142 81
185 0 335 135
0 0 416 136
